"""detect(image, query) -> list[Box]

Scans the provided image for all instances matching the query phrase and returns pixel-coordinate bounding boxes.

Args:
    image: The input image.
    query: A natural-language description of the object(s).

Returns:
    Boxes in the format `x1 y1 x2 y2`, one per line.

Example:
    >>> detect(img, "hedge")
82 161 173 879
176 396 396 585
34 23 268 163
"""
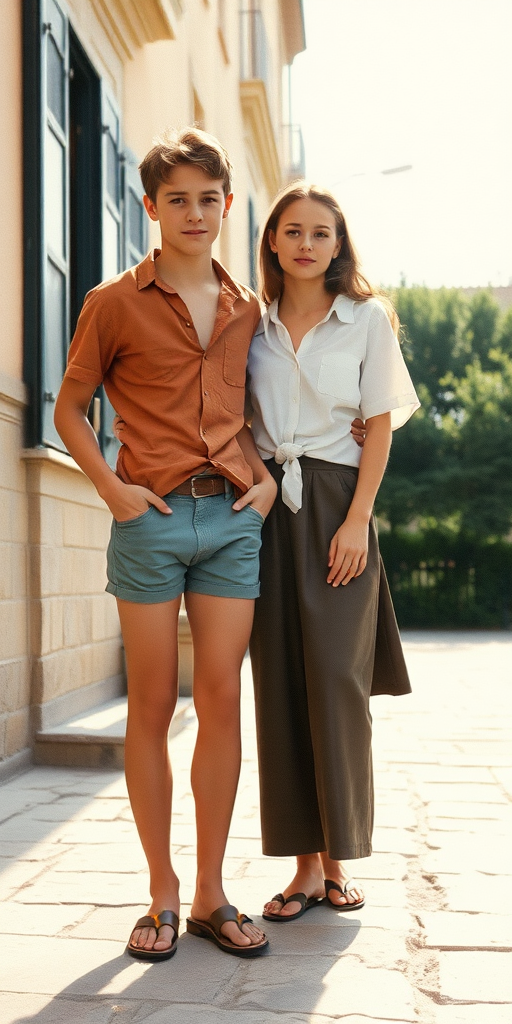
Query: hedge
379 530 512 629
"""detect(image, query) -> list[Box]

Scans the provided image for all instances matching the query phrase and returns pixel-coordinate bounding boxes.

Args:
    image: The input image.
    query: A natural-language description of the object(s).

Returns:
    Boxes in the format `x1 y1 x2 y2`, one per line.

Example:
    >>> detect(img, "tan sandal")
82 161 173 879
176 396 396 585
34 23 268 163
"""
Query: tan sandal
186 903 268 957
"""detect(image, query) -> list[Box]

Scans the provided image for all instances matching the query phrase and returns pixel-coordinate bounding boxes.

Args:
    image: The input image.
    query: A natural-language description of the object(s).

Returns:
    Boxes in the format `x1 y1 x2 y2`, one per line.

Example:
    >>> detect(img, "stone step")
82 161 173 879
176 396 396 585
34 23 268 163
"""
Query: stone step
34 695 193 769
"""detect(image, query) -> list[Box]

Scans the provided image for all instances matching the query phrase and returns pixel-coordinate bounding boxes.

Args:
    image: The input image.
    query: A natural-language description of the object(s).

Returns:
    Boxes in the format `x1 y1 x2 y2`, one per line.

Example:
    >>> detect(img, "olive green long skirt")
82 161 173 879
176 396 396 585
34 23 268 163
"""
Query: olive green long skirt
249 457 411 860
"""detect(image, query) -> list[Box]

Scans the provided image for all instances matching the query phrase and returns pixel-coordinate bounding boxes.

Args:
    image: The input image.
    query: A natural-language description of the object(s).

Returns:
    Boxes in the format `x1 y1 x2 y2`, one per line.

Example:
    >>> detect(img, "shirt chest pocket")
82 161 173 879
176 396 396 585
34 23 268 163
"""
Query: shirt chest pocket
317 352 361 408
223 338 247 412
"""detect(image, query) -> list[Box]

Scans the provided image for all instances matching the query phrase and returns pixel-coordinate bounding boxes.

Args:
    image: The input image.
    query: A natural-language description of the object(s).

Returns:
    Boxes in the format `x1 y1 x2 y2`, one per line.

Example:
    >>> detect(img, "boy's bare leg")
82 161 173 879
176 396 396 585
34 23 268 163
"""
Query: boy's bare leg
118 596 182 953
186 593 265 948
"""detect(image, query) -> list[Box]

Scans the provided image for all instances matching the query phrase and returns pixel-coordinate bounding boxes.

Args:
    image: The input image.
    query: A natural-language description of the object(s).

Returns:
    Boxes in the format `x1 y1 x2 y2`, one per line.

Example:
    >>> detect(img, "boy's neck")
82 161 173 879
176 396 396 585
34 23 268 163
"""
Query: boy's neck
278 277 334 318
155 243 219 292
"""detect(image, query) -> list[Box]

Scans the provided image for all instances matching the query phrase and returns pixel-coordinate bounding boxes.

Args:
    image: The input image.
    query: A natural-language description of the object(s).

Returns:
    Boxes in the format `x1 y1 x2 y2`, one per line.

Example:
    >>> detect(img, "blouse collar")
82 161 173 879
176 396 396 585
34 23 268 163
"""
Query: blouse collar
263 293 356 329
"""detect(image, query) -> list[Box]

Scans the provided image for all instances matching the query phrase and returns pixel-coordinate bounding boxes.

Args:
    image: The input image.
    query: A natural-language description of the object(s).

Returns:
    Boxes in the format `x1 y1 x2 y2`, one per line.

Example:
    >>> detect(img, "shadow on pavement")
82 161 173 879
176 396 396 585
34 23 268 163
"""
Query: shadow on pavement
8 918 362 1023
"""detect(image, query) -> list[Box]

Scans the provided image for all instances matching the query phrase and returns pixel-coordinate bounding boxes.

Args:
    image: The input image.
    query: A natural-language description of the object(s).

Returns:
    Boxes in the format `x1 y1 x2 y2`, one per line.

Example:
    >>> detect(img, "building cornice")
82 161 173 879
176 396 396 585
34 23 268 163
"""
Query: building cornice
240 79 281 198
89 0 181 61
0 370 28 408
21 447 84 474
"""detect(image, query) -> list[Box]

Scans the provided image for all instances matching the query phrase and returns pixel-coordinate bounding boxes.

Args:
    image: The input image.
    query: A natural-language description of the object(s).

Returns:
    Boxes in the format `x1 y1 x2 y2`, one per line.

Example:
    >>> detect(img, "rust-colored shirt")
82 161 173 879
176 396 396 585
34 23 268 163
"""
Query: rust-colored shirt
64 250 262 496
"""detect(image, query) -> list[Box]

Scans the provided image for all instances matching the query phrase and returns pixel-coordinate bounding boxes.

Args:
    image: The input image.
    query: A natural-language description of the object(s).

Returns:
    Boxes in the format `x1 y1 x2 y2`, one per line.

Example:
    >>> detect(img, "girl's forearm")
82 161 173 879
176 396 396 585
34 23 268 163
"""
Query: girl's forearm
346 412 392 524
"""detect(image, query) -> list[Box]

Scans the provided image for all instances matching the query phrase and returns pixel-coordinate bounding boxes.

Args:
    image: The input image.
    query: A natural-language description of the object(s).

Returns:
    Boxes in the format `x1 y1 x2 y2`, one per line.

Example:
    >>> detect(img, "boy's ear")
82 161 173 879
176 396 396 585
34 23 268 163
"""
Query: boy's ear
143 194 159 222
222 193 234 219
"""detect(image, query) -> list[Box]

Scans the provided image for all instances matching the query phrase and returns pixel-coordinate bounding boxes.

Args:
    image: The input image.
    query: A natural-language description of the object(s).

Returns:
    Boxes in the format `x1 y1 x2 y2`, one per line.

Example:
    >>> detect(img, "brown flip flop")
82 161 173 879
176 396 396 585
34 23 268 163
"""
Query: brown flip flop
324 878 365 911
262 891 324 922
126 909 179 961
186 903 268 957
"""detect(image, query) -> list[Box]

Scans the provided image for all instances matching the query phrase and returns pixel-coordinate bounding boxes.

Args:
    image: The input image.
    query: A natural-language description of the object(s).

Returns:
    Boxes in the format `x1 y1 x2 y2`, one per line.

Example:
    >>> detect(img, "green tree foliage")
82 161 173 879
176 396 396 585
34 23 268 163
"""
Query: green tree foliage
376 286 512 541
497 306 512 357
463 291 501 370
393 287 469 414
449 355 512 537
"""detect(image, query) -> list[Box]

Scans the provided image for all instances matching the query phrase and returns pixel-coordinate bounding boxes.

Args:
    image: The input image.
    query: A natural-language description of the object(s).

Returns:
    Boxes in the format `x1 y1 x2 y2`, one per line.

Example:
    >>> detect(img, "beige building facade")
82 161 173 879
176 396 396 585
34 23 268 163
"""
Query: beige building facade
0 0 305 778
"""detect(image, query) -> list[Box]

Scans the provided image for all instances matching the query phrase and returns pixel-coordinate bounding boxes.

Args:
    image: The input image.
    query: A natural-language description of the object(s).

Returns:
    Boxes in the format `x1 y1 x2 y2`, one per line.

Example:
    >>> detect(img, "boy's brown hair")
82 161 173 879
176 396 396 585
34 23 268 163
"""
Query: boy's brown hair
139 126 233 202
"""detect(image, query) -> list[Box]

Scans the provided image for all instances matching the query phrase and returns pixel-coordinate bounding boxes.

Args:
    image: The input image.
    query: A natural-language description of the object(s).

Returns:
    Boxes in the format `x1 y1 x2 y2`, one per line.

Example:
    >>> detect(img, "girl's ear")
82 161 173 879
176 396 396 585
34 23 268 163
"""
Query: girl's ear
333 235 344 259
269 229 278 253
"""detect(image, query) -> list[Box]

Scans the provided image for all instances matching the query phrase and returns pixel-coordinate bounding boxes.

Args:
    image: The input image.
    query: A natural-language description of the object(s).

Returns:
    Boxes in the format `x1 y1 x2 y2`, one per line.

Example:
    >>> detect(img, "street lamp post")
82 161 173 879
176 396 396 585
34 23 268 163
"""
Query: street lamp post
330 164 413 188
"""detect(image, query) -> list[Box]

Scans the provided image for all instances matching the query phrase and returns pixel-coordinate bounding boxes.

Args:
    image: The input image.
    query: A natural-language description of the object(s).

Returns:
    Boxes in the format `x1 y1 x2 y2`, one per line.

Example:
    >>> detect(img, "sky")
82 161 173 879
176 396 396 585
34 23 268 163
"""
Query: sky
290 0 512 289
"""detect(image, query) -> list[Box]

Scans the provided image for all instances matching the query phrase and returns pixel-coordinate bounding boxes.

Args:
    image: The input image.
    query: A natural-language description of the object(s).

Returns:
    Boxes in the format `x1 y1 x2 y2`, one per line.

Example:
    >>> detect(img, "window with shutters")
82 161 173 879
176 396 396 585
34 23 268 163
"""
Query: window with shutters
248 196 258 292
23 0 148 466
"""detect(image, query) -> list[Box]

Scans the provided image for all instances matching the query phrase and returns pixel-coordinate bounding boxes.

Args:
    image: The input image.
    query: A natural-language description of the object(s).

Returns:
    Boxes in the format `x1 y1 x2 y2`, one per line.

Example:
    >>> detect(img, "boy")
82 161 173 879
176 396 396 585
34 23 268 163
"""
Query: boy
54 128 277 960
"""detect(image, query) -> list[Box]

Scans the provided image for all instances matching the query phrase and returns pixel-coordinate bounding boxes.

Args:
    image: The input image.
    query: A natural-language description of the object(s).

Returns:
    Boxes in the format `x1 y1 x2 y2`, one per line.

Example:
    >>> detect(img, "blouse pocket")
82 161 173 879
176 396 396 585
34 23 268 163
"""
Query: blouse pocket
317 352 361 406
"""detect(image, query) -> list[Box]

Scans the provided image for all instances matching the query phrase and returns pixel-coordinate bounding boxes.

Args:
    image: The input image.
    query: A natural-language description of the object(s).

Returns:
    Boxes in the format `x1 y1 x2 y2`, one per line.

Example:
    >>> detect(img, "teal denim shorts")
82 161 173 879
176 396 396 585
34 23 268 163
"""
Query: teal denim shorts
106 485 263 604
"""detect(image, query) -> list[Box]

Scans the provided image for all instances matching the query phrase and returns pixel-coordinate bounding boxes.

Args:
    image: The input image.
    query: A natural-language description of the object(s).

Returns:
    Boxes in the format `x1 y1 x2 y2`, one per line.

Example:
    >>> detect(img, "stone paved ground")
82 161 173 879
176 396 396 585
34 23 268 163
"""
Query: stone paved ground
0 631 511 1024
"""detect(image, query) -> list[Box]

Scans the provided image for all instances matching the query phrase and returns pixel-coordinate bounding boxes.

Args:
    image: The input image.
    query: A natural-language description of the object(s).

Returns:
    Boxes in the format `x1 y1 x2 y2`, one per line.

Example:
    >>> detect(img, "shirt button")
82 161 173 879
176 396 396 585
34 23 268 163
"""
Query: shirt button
185 321 192 327
204 391 208 396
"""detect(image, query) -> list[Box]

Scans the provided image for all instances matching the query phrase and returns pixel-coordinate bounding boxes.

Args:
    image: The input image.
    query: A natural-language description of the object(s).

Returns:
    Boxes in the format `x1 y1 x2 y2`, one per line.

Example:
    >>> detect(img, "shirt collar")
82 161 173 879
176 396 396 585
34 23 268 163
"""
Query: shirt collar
136 249 242 298
263 293 355 329
331 294 356 323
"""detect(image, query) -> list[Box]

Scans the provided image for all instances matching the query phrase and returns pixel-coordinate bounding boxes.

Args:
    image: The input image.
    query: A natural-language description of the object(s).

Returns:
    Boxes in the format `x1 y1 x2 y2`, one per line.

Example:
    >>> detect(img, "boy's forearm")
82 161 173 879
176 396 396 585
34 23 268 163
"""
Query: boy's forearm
236 424 273 484
54 380 122 501
346 413 392 524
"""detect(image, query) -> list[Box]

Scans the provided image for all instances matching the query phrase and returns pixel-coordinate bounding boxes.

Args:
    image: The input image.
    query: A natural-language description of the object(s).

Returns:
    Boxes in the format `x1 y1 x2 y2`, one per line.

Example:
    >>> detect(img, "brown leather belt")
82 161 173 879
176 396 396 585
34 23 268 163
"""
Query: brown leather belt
172 475 226 498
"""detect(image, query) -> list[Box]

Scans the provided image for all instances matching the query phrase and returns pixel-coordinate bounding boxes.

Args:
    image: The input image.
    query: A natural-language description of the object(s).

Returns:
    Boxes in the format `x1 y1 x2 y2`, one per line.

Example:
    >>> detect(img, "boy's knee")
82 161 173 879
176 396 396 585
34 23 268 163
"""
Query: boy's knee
128 690 178 727
196 685 240 723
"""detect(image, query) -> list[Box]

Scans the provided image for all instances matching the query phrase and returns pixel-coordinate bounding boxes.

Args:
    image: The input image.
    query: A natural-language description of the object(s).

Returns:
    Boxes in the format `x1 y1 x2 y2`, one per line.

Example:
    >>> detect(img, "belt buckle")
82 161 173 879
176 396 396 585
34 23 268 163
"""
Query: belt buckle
191 475 217 498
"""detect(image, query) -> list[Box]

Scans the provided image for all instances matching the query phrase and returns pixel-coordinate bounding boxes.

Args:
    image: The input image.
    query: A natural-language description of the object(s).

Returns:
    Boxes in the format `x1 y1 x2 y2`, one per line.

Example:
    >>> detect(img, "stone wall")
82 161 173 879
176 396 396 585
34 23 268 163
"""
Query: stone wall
23 450 125 736
0 374 30 773
0 375 125 779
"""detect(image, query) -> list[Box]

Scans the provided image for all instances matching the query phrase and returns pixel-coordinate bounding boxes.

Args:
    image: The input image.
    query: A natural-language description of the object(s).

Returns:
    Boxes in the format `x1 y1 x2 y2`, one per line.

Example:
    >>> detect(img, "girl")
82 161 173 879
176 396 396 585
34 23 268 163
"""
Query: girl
238 182 419 919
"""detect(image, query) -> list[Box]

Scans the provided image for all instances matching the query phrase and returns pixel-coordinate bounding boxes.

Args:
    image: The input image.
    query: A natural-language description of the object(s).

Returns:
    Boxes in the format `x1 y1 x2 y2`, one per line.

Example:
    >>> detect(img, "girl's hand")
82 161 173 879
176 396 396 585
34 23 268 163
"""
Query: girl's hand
112 414 125 440
350 418 366 448
327 517 369 586
104 481 172 523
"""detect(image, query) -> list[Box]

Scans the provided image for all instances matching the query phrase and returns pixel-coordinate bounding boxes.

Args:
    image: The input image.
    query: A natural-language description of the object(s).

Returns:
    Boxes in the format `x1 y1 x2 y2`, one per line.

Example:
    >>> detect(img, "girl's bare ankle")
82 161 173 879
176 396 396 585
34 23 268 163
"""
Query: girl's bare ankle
149 871 180 904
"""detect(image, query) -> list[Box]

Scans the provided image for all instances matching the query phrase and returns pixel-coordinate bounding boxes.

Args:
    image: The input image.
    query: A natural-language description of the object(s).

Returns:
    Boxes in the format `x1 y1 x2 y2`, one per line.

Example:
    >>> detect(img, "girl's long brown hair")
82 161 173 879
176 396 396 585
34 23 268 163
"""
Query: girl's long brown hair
258 181 399 334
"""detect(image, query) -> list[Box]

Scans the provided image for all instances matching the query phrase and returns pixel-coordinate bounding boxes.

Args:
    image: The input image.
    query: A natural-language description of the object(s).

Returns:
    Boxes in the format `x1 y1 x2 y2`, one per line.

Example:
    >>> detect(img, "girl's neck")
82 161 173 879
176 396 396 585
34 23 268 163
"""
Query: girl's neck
278 276 333 318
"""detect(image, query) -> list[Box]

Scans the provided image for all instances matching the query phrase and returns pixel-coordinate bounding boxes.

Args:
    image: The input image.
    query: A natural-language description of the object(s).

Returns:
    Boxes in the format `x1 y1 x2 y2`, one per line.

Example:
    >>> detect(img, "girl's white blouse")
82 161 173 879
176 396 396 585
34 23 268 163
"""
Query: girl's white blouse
246 294 420 512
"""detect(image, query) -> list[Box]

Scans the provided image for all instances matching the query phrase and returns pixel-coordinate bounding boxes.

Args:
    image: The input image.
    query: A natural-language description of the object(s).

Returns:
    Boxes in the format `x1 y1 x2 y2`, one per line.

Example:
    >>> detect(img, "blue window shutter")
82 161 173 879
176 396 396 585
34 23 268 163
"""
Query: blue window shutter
41 0 70 450
101 89 123 281
248 196 258 291
123 148 148 268
99 86 123 468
